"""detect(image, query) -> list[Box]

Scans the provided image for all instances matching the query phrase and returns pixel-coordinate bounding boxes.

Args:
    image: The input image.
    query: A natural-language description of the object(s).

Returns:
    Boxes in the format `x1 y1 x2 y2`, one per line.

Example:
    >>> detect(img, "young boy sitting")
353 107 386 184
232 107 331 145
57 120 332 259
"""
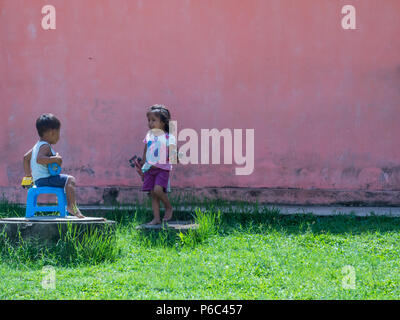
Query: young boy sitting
23 113 85 218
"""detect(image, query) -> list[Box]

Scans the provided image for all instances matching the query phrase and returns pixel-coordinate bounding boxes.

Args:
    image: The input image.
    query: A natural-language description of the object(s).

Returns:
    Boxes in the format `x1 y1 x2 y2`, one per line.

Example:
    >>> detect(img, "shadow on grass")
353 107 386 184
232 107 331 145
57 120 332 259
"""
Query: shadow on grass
219 207 400 236
132 209 221 249
2 199 400 265
3 198 400 236
0 222 119 268
125 198 400 237
0 200 25 218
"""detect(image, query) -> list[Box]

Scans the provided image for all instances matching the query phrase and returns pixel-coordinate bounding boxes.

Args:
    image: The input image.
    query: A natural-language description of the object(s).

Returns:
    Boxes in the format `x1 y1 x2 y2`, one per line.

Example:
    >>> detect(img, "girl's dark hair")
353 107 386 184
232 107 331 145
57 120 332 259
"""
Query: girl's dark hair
36 113 61 137
146 104 171 133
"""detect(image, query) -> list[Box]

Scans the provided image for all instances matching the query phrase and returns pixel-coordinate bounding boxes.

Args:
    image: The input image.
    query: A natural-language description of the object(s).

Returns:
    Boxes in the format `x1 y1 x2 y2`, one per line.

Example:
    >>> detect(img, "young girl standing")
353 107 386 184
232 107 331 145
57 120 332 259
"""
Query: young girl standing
140 105 177 225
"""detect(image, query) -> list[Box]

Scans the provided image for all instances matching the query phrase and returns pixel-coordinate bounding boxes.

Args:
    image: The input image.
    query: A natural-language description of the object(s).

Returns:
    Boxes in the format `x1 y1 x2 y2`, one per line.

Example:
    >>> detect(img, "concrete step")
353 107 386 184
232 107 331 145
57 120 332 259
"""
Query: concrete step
76 204 400 217
0 216 115 243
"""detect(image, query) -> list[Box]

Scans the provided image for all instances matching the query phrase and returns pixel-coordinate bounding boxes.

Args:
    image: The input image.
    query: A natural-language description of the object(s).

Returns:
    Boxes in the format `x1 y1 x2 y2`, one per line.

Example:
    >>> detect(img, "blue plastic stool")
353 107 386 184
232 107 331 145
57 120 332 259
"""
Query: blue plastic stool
25 186 68 218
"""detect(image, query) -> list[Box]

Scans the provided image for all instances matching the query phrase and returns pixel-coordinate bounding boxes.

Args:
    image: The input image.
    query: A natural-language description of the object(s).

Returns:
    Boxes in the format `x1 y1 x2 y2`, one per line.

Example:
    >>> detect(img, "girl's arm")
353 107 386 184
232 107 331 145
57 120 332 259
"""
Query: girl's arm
141 144 147 166
23 149 32 177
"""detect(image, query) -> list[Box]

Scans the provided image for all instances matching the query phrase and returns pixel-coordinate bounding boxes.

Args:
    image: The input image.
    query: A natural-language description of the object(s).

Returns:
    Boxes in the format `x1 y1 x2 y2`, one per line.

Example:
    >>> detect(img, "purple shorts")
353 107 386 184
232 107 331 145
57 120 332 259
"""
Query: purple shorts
142 167 170 192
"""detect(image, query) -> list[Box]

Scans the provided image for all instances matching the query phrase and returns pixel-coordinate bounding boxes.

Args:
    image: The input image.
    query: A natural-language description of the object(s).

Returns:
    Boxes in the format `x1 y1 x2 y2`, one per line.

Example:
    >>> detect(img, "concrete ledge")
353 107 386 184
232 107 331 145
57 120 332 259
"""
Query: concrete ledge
2 217 107 222
0 216 116 243
6 203 400 218
1 186 400 206
74 204 400 218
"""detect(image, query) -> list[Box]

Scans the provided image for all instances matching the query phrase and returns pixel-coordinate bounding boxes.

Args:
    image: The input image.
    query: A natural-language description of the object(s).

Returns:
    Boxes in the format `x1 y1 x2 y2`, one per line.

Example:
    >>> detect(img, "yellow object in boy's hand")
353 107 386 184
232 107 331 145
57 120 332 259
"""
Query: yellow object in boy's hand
21 176 33 189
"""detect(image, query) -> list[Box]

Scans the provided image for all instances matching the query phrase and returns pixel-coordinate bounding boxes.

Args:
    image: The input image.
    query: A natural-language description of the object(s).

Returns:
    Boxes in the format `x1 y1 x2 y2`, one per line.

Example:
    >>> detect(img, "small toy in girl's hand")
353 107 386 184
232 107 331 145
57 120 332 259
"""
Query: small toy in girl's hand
21 176 33 189
129 155 144 181
129 155 142 168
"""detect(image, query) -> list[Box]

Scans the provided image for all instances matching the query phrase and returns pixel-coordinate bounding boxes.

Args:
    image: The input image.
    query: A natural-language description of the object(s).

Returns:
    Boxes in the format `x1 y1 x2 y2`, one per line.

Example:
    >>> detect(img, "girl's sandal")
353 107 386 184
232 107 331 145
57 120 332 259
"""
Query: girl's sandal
146 220 161 226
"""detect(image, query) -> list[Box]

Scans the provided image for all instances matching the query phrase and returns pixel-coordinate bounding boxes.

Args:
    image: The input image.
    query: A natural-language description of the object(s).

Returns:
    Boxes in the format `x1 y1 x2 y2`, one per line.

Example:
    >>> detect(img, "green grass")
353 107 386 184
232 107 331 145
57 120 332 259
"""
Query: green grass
1 200 400 299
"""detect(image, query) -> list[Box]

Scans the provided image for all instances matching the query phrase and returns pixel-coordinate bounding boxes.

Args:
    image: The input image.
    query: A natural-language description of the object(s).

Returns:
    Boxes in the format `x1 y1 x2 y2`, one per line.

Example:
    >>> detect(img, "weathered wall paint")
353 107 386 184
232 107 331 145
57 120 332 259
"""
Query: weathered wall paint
1 0 399 204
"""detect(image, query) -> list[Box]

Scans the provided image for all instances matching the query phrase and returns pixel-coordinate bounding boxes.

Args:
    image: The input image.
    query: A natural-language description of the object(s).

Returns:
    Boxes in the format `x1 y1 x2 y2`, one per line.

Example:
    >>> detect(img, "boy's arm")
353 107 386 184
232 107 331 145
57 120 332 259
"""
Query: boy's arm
36 144 62 166
23 149 32 177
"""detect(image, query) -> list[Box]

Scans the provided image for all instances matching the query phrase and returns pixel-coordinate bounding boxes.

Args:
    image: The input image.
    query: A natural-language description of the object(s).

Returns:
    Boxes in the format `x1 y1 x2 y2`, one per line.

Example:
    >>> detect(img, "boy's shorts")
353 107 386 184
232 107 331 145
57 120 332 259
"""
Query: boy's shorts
142 167 170 193
35 174 69 189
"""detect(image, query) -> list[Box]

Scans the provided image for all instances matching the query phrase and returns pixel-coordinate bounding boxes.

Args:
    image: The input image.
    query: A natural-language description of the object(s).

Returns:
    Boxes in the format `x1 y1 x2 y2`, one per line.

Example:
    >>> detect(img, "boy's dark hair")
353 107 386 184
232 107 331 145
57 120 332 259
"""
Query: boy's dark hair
146 104 171 133
36 113 61 137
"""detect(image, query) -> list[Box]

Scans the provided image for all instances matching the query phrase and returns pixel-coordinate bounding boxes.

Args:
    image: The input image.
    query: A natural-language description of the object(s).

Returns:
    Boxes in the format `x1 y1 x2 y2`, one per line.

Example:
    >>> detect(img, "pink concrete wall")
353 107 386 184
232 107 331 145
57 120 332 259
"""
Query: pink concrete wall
1 0 400 203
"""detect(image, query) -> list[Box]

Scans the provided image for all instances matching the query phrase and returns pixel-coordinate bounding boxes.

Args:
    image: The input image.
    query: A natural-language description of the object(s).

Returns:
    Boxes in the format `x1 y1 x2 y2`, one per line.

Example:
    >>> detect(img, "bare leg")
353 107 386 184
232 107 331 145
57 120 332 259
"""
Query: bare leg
147 191 161 225
65 176 85 218
153 185 173 222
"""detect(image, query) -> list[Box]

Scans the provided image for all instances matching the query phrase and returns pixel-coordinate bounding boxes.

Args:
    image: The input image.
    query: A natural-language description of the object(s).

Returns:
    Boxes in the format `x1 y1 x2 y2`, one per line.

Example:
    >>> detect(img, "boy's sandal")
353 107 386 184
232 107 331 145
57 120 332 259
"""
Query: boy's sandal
69 208 85 218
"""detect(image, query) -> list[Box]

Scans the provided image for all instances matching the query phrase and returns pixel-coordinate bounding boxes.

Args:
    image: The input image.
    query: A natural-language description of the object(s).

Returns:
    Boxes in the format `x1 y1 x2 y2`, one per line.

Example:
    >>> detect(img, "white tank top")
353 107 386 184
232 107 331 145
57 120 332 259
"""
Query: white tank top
30 141 56 182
